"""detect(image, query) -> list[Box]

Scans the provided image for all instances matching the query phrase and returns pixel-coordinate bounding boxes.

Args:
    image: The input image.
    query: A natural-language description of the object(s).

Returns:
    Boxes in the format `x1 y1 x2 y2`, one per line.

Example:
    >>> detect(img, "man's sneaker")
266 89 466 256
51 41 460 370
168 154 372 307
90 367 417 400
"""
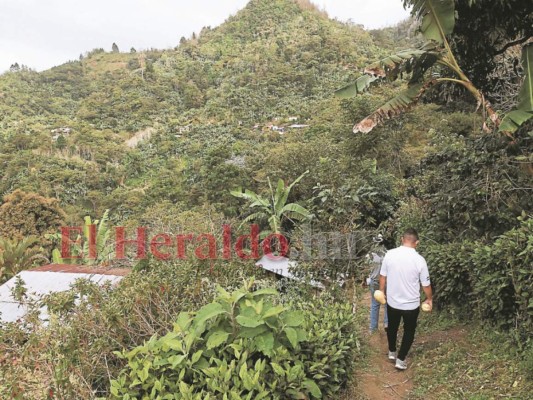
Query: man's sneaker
388 351 396 361
395 358 407 370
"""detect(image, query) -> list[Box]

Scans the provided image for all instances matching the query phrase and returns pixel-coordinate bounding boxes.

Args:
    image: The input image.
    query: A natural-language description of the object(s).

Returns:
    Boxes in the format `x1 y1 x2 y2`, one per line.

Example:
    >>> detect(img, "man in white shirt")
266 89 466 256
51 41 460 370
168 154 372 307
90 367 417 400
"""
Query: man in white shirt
379 228 432 370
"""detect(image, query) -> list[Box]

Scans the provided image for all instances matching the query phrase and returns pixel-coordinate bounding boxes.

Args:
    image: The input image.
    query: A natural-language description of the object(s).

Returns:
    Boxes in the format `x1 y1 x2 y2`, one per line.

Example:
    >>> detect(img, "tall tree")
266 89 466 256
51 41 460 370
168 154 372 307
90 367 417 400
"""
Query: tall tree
0 190 66 248
449 0 532 94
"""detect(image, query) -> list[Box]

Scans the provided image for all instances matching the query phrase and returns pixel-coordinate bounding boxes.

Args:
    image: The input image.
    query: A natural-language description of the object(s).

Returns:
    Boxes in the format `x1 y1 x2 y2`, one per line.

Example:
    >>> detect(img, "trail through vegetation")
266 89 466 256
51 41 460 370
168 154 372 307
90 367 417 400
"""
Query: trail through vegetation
358 330 414 399
348 291 532 400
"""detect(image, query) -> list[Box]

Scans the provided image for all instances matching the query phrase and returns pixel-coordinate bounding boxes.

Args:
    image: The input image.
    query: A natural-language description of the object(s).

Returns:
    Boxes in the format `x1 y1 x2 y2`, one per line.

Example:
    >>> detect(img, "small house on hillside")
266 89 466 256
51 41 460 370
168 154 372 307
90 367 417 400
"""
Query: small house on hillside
270 125 285 134
0 264 129 324
51 127 72 141
289 124 309 129
51 127 72 135
177 125 191 134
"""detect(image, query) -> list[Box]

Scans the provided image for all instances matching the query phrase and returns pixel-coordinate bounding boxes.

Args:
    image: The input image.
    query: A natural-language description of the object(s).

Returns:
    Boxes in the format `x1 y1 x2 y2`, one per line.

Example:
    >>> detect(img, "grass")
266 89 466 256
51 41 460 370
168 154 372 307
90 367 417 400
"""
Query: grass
343 296 532 400
410 312 532 399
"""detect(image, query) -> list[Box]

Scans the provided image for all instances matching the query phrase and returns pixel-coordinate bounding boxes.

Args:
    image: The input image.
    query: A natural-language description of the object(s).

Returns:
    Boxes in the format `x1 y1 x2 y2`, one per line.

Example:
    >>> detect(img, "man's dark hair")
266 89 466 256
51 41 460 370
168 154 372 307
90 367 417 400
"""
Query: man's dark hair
402 228 419 242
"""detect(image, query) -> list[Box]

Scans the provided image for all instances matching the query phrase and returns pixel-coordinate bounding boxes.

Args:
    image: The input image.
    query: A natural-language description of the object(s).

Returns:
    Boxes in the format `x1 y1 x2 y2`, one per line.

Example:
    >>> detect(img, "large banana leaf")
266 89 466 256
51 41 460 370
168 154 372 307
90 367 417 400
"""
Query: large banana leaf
365 48 431 78
408 0 455 44
241 211 268 225
335 48 438 99
500 44 533 134
280 203 312 222
273 179 287 212
230 188 269 208
275 170 309 211
353 82 429 133
335 75 379 99
409 51 440 83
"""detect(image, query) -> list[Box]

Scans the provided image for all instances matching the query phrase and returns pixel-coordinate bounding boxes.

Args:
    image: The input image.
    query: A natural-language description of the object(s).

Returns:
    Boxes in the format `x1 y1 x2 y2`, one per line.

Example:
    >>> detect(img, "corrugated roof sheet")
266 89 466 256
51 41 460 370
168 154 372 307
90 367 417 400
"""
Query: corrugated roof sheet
30 263 130 276
255 255 323 288
0 266 127 324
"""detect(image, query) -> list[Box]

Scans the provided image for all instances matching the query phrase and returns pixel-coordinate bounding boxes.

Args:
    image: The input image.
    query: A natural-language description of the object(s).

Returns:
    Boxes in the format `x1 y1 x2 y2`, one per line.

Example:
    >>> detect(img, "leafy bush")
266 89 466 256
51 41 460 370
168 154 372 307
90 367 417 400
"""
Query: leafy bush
425 216 532 345
110 280 357 399
470 216 532 341
423 241 476 312
0 260 260 399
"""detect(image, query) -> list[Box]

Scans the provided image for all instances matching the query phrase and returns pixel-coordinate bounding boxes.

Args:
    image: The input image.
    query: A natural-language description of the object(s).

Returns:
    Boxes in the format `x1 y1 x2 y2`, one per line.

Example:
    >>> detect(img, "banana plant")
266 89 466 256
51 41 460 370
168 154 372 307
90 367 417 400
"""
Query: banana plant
335 0 531 138
50 209 113 266
499 43 533 135
0 236 47 283
230 171 313 239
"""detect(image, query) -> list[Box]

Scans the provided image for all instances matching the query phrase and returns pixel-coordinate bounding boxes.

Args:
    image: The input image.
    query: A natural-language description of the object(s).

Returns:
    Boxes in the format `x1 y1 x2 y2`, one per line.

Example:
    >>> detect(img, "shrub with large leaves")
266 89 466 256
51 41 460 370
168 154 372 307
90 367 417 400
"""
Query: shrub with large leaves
424 216 532 346
109 280 357 399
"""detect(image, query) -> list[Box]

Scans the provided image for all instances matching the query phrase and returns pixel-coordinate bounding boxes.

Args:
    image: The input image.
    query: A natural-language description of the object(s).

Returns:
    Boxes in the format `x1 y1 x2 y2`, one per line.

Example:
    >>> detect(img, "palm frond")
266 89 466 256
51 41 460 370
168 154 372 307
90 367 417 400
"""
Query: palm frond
409 0 455 44
354 81 434 133
335 75 380 98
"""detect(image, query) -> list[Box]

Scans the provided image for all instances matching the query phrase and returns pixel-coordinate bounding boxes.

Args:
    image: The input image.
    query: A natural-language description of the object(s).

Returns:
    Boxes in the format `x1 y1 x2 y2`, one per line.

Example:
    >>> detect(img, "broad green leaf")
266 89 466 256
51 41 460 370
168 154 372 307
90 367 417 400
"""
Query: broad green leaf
500 43 533 134
51 248 63 264
274 178 285 211
230 188 269 207
191 350 203 364
262 305 286 319
499 110 533 134
334 75 379 98
409 0 455 44
365 48 432 79
284 327 298 348
174 312 192 332
354 82 428 133
271 362 286 377
255 332 274 355
295 328 308 342
207 331 231 349
282 311 305 327
236 315 264 328
238 325 268 338
168 354 186 368
194 302 226 325
241 211 268 225
303 379 322 399
280 203 312 222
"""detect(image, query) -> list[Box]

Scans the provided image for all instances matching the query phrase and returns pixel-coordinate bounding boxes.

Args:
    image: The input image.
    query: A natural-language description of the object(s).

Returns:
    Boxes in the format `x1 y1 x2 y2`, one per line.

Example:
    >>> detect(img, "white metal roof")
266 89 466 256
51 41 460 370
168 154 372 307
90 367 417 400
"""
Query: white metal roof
0 270 123 324
255 255 323 288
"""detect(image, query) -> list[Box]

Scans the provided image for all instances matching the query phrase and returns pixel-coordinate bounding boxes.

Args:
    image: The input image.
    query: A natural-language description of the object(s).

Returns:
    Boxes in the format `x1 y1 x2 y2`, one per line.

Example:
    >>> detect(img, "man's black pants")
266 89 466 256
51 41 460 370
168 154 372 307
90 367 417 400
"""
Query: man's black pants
386 304 420 361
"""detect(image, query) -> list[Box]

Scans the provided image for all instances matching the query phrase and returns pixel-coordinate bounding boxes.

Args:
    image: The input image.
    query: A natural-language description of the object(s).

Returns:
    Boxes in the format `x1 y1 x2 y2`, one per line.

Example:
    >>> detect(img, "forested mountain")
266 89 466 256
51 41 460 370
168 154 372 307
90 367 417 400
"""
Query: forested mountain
0 0 531 398
0 0 391 219
0 0 530 254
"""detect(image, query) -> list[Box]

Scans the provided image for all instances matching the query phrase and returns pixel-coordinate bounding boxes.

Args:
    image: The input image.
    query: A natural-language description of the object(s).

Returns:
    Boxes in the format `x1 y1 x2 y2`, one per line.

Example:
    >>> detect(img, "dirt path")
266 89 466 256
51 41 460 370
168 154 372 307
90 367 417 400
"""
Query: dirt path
354 293 466 399
358 328 414 399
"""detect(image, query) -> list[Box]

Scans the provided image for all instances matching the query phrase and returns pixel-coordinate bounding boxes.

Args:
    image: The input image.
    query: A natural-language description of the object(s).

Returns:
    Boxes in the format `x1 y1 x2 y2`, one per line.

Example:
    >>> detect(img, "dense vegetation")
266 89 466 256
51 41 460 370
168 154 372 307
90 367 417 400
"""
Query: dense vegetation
0 0 531 398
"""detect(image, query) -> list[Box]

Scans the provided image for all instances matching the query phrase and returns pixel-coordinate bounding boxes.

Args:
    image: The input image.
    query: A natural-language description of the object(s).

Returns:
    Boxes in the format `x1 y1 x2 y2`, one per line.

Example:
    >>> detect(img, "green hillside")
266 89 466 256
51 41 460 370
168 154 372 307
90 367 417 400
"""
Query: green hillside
0 0 391 218
0 0 531 398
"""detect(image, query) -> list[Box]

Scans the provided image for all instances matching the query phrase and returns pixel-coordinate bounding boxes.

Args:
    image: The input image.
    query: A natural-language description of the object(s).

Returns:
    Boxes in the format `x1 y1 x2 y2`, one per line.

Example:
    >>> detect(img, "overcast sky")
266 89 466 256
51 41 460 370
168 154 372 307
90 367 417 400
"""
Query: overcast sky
0 0 410 73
